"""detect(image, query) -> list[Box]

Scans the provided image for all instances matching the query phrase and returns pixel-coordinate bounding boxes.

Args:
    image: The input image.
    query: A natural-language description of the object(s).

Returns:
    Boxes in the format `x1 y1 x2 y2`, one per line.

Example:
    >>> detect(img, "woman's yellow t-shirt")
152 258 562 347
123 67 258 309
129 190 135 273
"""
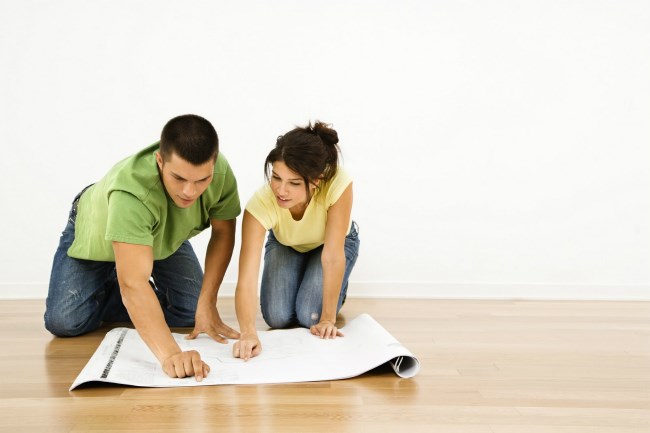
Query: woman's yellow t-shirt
246 168 352 253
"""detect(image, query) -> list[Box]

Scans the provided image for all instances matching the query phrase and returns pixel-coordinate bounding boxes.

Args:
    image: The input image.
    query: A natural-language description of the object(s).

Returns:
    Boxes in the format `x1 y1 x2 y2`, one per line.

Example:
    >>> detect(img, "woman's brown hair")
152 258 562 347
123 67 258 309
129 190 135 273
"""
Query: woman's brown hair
264 121 341 196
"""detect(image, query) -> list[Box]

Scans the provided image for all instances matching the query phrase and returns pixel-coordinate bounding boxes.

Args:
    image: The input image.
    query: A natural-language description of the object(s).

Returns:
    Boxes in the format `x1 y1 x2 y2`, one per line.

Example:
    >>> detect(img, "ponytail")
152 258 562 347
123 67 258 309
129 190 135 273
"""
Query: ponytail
311 121 340 183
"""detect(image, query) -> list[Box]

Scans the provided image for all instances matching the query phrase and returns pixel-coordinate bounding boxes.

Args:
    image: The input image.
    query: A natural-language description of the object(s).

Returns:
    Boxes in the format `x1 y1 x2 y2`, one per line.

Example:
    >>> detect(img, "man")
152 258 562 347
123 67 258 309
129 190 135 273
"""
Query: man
45 114 240 381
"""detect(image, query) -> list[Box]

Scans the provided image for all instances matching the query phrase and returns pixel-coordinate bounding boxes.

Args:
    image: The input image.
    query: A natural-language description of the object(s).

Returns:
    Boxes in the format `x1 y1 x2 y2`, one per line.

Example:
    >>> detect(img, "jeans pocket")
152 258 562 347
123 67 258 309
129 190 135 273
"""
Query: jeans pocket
344 222 360 261
263 230 284 259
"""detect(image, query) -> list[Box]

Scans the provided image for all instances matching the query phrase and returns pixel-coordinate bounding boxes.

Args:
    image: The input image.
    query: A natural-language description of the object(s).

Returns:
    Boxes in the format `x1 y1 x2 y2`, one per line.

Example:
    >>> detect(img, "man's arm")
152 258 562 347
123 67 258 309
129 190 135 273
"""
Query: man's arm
187 218 240 342
113 241 209 380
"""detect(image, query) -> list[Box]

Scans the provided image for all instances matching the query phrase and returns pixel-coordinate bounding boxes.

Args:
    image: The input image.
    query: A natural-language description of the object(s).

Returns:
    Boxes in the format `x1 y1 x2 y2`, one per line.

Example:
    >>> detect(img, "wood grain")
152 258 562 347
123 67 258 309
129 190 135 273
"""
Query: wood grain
0 298 649 432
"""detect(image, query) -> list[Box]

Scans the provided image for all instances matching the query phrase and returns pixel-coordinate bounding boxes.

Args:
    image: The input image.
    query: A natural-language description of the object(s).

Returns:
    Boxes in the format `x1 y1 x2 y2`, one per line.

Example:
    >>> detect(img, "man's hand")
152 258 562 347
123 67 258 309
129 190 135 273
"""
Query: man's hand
186 302 240 343
310 320 344 339
162 350 210 381
233 332 262 361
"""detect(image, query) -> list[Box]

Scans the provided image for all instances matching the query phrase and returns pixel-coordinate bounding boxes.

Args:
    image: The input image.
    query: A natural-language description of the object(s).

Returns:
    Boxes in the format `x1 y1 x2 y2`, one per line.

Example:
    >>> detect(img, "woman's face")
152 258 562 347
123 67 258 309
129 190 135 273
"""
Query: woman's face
270 161 317 210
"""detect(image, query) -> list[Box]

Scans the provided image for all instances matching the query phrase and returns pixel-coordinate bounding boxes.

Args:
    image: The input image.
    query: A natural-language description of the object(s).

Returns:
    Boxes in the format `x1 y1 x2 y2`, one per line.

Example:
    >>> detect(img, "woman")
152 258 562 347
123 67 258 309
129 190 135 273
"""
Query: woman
233 121 360 360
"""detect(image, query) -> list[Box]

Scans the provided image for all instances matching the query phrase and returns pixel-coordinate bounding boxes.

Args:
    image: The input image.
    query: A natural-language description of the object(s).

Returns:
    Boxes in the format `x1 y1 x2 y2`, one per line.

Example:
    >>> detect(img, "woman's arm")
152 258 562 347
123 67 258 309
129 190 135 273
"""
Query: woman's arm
233 210 267 360
312 183 353 339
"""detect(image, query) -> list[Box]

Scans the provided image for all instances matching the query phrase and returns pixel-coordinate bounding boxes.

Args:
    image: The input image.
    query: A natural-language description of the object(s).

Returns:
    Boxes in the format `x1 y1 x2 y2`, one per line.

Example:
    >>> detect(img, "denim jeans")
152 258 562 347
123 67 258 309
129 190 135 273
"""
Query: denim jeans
44 188 204 337
260 222 360 329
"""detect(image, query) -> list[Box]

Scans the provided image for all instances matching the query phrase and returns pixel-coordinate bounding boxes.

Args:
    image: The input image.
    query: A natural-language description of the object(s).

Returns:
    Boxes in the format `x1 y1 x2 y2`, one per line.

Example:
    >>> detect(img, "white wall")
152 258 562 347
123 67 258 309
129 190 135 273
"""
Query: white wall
1 0 649 300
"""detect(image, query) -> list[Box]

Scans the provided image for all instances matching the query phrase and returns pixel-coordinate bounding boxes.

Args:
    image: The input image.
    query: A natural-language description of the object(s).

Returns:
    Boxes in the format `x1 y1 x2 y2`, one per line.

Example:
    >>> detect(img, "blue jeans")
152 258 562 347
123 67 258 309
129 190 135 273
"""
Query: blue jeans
260 222 360 329
44 188 203 337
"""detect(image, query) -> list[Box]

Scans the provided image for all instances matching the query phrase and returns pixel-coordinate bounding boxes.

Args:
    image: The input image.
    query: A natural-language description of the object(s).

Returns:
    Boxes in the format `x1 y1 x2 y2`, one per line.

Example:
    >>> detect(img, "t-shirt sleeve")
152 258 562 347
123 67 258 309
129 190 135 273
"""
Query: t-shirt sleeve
325 167 353 208
245 185 278 230
209 161 242 220
105 191 155 246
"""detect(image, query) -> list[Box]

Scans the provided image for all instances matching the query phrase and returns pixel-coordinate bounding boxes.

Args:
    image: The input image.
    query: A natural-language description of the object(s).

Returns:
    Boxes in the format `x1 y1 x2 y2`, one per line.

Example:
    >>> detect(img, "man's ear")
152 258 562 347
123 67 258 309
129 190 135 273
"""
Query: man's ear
155 151 164 170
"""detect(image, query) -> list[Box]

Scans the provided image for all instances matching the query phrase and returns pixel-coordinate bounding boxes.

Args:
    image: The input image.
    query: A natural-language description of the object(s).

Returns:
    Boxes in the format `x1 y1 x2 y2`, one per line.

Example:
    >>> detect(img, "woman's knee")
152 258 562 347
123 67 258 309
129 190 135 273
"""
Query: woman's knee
261 300 295 329
296 307 321 328
261 310 295 329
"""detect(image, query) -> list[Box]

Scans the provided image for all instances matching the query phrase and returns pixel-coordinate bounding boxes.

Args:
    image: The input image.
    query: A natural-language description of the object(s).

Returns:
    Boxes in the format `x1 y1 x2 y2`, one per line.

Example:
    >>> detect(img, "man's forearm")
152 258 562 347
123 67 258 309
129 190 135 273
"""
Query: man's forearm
200 225 235 304
121 282 181 363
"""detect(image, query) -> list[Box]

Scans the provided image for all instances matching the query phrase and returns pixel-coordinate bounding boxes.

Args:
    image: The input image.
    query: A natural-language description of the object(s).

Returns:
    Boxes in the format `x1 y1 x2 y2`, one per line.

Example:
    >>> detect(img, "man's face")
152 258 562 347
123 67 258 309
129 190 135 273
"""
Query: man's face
156 151 214 208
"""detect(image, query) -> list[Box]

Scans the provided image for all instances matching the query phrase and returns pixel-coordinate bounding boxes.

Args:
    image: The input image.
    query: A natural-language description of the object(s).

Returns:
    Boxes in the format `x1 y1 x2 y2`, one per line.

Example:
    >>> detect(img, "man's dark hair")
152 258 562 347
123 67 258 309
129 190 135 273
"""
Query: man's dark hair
160 114 219 165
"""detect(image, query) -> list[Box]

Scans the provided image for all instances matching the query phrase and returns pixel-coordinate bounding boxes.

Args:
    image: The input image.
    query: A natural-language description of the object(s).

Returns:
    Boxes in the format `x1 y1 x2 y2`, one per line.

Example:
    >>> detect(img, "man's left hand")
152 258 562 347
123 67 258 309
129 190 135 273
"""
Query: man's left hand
186 303 240 343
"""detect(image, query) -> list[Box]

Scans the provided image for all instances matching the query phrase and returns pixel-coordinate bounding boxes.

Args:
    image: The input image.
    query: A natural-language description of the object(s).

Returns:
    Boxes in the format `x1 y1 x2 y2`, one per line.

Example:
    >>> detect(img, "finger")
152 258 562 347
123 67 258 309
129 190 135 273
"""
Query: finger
239 343 248 361
174 359 187 378
163 361 177 378
185 351 199 375
337 329 344 337
238 342 249 361
218 325 240 339
203 362 210 378
182 352 196 378
242 342 254 361
207 329 229 344
233 341 241 358
192 353 204 382
251 344 262 358
310 326 319 336
185 328 200 340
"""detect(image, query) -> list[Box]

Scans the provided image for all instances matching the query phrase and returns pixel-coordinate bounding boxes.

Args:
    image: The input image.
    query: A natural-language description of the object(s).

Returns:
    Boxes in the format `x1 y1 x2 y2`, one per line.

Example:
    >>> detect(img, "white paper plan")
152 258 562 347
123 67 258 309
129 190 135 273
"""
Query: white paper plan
70 314 420 390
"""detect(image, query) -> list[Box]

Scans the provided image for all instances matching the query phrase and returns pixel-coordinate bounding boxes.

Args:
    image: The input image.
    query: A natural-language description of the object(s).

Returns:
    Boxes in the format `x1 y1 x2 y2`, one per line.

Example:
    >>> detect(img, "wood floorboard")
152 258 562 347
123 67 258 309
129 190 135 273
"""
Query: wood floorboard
0 297 649 432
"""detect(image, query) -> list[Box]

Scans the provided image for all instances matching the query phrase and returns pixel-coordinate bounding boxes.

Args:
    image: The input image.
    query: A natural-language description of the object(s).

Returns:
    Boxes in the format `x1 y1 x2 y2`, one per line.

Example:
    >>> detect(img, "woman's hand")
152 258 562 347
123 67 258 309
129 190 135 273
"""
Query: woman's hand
310 320 344 339
233 332 262 361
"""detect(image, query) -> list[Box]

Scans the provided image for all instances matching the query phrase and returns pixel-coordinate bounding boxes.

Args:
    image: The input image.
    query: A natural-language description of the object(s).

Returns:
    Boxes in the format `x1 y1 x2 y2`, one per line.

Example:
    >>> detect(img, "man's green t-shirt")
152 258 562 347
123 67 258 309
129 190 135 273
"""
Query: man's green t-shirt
67 143 241 261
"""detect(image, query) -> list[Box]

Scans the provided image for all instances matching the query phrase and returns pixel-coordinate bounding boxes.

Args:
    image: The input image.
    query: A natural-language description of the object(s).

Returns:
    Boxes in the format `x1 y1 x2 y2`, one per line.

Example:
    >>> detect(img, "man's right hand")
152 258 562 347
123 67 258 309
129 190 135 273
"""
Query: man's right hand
162 350 210 381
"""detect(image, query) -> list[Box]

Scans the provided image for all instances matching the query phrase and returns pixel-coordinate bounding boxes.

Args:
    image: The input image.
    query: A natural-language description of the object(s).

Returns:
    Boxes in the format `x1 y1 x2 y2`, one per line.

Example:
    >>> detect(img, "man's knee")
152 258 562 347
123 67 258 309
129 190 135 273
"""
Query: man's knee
44 310 93 337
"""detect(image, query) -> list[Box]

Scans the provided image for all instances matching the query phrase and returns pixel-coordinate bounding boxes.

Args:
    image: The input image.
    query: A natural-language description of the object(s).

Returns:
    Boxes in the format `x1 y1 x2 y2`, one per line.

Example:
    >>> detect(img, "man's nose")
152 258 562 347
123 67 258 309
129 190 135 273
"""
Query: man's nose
183 182 197 197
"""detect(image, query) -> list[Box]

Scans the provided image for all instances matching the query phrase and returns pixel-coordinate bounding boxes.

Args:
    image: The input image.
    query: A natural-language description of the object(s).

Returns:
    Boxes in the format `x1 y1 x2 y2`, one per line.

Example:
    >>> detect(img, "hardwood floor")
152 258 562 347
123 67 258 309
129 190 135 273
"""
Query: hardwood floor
0 297 649 432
